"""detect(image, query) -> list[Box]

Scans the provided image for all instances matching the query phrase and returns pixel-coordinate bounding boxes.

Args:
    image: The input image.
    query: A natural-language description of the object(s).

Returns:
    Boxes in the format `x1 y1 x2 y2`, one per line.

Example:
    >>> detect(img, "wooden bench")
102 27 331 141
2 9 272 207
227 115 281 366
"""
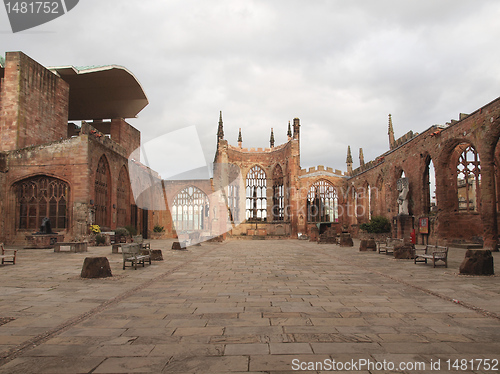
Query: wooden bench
132 235 151 250
378 238 403 255
1 243 17 265
414 245 448 268
122 243 151 270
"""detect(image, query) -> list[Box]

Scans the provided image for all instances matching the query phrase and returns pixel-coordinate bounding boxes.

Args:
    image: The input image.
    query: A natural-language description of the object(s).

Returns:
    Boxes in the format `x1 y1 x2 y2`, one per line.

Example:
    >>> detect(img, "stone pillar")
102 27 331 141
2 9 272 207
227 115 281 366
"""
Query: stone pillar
479 154 498 251
395 215 414 241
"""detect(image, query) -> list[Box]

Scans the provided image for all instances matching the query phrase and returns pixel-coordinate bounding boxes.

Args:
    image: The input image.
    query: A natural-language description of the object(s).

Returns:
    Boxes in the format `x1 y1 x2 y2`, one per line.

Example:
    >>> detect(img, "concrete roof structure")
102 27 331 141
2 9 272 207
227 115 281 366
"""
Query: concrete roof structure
49 65 149 121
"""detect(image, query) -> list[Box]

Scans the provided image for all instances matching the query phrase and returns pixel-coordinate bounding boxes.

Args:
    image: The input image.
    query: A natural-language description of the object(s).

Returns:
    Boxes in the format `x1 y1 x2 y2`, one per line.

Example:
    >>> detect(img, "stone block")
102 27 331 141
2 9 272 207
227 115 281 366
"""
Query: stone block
81 257 112 278
393 243 415 259
359 239 377 251
150 249 163 261
459 250 494 275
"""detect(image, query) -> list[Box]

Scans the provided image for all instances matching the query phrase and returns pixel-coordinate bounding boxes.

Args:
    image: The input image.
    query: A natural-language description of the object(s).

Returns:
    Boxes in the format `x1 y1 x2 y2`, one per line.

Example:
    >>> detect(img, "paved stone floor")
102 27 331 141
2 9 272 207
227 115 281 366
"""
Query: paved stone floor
0 239 499 373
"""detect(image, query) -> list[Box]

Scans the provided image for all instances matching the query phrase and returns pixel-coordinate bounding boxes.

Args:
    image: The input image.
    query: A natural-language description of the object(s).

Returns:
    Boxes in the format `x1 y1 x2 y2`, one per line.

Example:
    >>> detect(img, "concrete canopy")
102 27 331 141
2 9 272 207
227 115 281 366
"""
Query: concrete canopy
49 65 148 121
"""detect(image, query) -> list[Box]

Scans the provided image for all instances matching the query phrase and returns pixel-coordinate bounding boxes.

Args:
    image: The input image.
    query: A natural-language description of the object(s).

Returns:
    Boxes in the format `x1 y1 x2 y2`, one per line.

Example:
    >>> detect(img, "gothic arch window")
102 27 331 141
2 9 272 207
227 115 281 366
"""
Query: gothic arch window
272 164 284 221
246 165 267 221
457 144 481 212
15 176 69 230
117 166 130 227
423 157 437 214
172 186 209 231
95 155 111 227
307 180 338 223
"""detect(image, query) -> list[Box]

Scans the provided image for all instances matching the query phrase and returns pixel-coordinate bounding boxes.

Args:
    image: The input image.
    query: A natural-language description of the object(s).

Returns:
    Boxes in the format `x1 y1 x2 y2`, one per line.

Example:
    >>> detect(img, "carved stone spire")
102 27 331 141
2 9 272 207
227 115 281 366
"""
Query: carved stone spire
388 114 395 149
359 148 365 166
217 111 224 140
238 128 242 148
287 121 292 141
270 128 275 148
346 145 353 174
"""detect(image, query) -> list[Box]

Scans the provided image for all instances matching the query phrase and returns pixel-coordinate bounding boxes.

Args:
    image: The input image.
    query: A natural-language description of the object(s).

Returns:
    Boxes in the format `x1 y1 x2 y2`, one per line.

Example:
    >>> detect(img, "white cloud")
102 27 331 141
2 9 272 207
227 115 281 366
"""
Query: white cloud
3 0 500 172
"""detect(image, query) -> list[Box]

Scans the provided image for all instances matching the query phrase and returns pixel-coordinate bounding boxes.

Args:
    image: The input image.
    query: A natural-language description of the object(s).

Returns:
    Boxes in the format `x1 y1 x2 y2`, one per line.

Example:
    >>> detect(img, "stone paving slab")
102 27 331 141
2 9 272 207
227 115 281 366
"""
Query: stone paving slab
0 239 499 373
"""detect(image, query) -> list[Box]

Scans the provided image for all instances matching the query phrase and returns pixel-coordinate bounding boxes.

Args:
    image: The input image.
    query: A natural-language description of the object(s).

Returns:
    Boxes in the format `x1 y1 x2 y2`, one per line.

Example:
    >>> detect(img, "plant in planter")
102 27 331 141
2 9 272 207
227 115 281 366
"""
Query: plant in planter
89 224 101 234
95 234 106 246
153 225 164 233
114 227 130 243
124 225 137 237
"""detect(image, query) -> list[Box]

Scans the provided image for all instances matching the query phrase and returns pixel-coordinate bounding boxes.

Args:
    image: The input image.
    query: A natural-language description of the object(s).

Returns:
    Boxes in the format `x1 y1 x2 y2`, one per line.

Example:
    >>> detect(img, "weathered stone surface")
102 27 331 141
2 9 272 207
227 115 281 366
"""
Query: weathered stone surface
172 241 186 250
359 239 377 251
318 226 337 244
459 250 494 275
150 249 163 261
339 233 353 247
80 257 112 278
393 243 415 259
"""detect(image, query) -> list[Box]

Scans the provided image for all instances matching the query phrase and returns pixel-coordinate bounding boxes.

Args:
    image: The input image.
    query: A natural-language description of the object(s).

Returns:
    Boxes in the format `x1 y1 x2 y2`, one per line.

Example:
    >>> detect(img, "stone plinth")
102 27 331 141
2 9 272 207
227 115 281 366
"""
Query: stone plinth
81 257 112 278
309 226 319 242
150 250 163 261
393 243 415 259
339 233 353 247
25 234 64 249
394 215 414 241
359 239 377 251
172 241 186 250
459 250 494 275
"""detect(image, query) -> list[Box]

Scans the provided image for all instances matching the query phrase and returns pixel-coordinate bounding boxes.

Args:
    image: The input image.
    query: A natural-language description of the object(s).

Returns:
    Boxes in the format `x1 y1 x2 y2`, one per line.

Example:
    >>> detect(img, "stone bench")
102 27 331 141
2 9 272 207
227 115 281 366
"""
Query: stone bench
414 245 448 268
54 242 88 253
122 243 151 270
0 243 17 265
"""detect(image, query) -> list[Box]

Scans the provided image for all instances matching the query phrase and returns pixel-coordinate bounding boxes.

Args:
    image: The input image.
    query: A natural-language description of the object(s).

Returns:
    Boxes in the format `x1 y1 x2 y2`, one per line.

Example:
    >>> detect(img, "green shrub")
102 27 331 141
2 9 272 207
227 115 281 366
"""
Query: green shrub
359 216 391 233
153 225 165 233
95 234 106 245
124 225 137 236
114 227 129 237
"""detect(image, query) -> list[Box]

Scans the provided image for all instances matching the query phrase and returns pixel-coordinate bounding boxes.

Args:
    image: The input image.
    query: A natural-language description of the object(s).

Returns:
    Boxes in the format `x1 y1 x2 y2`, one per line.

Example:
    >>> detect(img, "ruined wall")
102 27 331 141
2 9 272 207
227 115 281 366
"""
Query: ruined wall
348 96 500 250
0 52 69 151
298 166 348 235
2 136 89 243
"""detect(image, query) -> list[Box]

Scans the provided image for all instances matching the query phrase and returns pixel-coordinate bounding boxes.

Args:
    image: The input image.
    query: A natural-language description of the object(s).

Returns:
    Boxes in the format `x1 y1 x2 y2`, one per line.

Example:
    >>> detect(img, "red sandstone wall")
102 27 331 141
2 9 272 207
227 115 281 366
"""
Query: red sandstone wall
3 136 89 243
348 96 500 248
0 52 69 151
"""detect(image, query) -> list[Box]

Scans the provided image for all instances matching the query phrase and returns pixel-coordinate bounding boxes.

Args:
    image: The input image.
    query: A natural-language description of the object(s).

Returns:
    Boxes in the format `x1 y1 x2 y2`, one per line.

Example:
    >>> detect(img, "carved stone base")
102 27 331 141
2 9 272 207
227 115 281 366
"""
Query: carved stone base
459 250 494 275
150 249 163 261
339 233 353 247
359 239 377 251
393 243 415 259
81 257 112 278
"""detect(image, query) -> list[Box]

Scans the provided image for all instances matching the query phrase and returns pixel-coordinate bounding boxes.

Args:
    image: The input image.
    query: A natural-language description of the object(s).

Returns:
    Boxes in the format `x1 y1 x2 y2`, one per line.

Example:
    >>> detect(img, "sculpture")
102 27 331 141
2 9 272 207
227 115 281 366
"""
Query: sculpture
397 178 409 215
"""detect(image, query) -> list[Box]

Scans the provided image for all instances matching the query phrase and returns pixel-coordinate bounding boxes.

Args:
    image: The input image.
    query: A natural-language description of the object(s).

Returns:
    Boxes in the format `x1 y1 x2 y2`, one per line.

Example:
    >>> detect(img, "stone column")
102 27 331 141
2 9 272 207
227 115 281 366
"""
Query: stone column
480 153 498 251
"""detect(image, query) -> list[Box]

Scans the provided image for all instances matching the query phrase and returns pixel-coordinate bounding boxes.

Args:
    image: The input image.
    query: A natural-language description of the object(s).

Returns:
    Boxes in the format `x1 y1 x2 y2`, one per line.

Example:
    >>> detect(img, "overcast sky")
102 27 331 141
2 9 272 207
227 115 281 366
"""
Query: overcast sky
2 0 500 177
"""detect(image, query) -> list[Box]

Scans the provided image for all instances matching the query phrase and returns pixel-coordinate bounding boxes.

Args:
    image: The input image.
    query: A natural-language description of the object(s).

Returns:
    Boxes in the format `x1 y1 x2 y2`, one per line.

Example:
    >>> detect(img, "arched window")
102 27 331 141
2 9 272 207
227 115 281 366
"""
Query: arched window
457 144 481 212
246 166 267 221
272 164 284 221
307 180 338 222
15 176 69 230
172 186 209 231
424 158 437 214
95 156 111 227
117 166 130 227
